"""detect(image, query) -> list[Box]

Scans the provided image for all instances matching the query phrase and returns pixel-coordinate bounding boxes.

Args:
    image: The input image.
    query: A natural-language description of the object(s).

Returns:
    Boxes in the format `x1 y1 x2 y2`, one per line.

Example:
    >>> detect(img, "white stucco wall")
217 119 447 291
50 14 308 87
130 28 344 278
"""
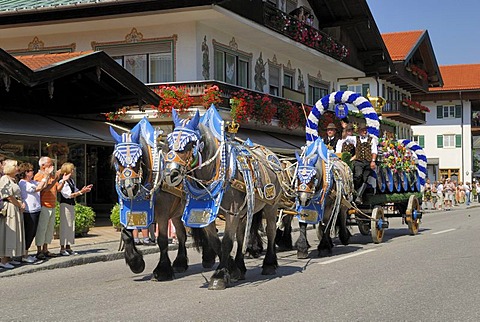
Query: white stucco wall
412 100 473 183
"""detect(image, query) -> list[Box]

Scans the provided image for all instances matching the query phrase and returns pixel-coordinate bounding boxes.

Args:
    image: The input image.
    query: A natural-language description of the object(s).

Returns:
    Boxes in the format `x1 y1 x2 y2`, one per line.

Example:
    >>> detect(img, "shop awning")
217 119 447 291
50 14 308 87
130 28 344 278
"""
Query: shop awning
0 111 123 145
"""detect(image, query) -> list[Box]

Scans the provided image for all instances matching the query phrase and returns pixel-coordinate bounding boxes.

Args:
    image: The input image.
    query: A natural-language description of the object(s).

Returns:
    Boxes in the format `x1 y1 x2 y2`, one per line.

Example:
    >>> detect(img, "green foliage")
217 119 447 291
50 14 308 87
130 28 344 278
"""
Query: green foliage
341 151 353 169
110 203 121 229
54 202 96 234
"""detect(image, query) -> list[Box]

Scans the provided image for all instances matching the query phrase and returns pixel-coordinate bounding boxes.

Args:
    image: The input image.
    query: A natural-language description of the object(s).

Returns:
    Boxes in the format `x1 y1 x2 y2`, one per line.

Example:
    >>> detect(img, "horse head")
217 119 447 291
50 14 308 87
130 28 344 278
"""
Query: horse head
110 126 143 199
164 109 201 187
295 149 322 206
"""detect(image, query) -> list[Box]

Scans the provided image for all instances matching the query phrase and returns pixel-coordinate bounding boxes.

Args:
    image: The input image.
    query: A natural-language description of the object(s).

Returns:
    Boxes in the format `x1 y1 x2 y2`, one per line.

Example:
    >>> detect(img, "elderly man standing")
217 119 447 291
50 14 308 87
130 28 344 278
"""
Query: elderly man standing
351 120 378 204
34 156 69 259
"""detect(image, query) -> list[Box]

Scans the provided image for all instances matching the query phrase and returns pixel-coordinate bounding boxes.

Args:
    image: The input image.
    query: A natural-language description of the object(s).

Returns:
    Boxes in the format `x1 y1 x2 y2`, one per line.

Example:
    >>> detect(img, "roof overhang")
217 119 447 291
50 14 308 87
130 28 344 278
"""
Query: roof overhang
307 0 394 76
0 49 159 114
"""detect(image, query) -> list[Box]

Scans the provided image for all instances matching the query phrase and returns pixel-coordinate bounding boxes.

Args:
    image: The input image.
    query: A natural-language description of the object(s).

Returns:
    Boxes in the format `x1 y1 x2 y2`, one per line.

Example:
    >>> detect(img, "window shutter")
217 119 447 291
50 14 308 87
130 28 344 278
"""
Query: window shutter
437 135 443 148
362 84 370 97
437 106 443 119
455 134 462 147
419 135 425 148
455 105 462 118
340 85 347 91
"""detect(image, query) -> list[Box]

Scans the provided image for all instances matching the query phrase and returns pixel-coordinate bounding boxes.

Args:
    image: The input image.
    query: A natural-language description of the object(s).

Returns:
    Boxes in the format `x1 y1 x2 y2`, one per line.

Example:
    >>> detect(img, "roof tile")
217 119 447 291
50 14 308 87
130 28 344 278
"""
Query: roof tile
382 30 424 61
16 51 93 70
431 64 480 91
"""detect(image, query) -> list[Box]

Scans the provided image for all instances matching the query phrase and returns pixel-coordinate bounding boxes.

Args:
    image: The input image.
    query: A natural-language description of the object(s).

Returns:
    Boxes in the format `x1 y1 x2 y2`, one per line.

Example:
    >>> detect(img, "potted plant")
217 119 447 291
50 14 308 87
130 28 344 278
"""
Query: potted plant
54 202 96 238
110 203 122 231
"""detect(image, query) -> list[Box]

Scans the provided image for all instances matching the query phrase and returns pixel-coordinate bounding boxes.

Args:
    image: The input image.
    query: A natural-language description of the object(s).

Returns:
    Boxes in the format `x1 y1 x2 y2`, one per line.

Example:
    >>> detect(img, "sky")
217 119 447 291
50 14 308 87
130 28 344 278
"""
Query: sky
366 0 480 66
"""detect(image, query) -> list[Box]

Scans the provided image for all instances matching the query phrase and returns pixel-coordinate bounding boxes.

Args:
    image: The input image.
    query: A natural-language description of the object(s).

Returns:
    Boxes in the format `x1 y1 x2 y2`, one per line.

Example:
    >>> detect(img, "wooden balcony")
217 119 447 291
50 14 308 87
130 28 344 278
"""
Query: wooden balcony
218 0 349 63
382 100 426 125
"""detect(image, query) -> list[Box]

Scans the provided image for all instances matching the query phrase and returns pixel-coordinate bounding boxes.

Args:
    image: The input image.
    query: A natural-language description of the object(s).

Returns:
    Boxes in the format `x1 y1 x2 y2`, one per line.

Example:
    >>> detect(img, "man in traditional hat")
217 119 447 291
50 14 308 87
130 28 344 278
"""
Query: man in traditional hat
335 123 356 156
323 123 339 151
351 120 378 204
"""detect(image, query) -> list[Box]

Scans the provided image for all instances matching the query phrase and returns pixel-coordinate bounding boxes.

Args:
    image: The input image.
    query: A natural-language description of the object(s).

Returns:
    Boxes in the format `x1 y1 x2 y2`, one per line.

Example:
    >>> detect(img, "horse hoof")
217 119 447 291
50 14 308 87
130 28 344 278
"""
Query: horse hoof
128 260 145 274
297 250 309 259
152 270 174 282
261 266 277 275
208 278 227 290
202 260 215 269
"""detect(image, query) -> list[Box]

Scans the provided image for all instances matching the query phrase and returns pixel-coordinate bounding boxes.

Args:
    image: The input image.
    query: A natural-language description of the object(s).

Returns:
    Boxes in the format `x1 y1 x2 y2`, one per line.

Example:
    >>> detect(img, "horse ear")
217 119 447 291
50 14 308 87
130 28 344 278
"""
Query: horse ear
131 127 141 143
295 151 302 164
309 154 319 167
171 109 182 128
187 110 200 130
109 126 122 144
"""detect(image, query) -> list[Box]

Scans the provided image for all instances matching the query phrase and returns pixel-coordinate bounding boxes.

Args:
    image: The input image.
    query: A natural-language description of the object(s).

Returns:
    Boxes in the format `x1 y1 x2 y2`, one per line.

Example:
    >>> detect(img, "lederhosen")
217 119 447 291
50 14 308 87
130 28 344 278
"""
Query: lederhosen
353 136 373 188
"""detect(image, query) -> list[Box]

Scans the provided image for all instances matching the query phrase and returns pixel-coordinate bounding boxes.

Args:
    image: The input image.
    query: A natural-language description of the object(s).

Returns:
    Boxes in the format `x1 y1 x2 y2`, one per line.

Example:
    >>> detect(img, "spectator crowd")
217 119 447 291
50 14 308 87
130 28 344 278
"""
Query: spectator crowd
0 156 92 269
423 177 479 211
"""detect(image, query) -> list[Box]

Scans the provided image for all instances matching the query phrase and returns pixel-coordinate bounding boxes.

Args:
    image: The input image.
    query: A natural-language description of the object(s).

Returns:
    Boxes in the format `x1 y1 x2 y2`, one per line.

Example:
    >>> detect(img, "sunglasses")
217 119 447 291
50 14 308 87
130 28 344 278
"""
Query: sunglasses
26 170 34 172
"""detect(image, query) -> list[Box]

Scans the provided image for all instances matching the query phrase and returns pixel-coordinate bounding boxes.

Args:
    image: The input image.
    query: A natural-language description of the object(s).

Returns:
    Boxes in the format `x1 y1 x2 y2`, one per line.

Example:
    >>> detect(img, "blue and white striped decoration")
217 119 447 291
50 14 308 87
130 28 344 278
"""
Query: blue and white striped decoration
167 127 200 152
307 91 380 145
398 139 428 191
113 142 142 168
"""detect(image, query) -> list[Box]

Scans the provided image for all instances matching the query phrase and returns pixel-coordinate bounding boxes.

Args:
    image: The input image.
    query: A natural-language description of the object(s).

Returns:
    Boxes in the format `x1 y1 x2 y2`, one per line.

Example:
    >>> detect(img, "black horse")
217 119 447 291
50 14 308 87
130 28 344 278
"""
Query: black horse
110 119 216 281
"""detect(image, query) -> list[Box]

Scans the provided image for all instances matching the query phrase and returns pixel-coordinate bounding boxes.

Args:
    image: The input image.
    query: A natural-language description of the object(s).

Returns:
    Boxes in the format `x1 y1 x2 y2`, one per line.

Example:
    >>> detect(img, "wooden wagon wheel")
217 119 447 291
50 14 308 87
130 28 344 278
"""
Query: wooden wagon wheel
405 194 421 235
370 206 385 244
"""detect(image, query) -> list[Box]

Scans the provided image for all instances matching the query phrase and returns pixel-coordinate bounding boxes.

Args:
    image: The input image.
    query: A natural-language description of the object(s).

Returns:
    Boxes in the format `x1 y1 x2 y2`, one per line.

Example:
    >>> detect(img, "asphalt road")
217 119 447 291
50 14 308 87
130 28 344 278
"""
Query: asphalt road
2 206 480 321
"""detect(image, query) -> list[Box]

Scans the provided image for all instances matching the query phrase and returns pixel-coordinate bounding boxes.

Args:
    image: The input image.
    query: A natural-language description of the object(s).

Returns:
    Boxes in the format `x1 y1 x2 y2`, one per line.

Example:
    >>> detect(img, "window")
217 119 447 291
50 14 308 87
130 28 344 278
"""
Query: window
436 105 461 119
96 40 174 83
283 72 294 89
340 84 370 97
437 134 461 148
309 81 329 105
412 135 425 148
214 48 250 88
269 64 280 96
440 168 460 182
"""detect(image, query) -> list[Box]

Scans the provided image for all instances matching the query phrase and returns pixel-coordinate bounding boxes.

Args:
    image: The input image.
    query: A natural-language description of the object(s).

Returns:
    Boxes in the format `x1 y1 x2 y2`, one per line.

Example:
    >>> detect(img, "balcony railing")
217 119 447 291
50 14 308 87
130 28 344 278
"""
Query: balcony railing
382 100 426 124
263 4 349 61
218 0 349 62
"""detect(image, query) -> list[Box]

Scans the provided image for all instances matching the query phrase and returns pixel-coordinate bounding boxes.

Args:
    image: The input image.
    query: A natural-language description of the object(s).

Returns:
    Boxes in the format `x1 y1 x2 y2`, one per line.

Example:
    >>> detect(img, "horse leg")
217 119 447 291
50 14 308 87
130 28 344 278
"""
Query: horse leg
317 224 334 257
275 213 293 251
201 222 220 269
337 207 350 246
246 211 264 258
122 228 145 274
152 216 174 281
262 206 278 275
209 214 237 290
295 222 310 259
171 216 189 273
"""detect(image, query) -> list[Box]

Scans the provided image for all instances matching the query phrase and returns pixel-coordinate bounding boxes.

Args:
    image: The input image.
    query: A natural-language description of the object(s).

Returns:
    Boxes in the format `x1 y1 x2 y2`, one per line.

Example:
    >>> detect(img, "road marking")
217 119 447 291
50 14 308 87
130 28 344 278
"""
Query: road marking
432 228 456 235
320 249 376 265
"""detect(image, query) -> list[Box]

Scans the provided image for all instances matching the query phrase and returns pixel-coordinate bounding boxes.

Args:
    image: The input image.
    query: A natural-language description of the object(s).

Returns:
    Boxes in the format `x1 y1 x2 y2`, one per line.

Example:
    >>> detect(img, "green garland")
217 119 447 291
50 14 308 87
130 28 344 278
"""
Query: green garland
362 192 422 205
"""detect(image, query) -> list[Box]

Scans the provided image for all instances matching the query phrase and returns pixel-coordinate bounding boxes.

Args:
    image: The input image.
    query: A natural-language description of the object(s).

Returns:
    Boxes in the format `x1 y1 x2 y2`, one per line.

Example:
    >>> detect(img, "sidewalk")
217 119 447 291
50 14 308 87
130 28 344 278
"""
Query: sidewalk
1 219 226 278
2 203 478 278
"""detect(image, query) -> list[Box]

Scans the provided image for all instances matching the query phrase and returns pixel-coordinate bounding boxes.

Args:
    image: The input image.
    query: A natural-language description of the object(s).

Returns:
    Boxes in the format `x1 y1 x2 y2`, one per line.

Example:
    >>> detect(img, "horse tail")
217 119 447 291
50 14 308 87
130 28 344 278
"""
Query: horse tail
190 227 206 252
306 91 380 145
121 228 145 274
